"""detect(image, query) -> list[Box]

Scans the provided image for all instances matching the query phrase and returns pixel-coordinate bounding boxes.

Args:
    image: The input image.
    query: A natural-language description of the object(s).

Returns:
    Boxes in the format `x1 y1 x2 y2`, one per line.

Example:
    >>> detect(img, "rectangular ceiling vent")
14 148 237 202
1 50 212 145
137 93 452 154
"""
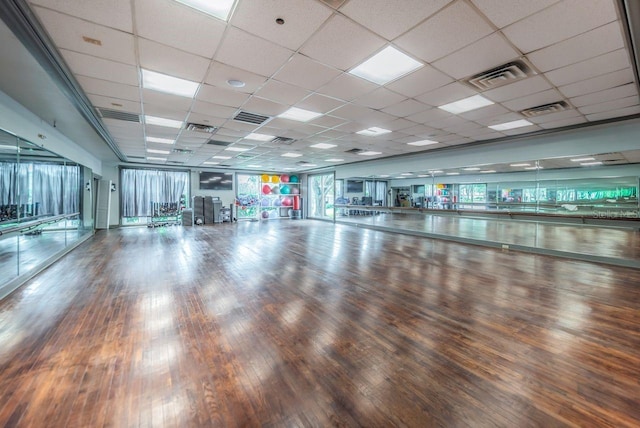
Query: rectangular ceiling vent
219 164 232 167
96 108 140 123
186 122 218 133
206 139 232 146
233 110 270 125
271 136 295 145
167 161 184 164
128 155 145 159
172 148 193 154
520 101 570 117
345 148 363 154
465 59 534 91
236 154 256 159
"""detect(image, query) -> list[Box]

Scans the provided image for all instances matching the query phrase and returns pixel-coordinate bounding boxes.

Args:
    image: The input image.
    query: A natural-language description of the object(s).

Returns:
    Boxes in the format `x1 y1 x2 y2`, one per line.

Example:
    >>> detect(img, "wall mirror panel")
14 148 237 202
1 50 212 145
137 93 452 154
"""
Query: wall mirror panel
0 128 92 298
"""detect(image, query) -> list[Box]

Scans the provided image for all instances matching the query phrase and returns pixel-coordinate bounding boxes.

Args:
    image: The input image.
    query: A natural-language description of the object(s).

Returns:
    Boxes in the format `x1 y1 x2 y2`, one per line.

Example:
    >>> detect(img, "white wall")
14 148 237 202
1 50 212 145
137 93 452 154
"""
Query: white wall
101 163 120 226
190 170 235 207
0 91 102 174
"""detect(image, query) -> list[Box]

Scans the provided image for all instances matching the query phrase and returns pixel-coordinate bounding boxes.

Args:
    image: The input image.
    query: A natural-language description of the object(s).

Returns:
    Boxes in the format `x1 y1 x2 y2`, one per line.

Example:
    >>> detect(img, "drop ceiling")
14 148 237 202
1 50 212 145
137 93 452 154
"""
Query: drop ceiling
7 0 640 171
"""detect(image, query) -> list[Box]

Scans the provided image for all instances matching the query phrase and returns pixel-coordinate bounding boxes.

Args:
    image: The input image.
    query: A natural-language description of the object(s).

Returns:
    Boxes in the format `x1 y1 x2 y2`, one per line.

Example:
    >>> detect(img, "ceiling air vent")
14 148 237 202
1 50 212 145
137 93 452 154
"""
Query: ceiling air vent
465 59 534 91
128 156 145 160
167 161 184 164
233 110 270 125
271 136 295 145
96 108 140 123
185 122 218 133
520 101 570 117
172 148 193 154
345 148 363 154
206 139 232 146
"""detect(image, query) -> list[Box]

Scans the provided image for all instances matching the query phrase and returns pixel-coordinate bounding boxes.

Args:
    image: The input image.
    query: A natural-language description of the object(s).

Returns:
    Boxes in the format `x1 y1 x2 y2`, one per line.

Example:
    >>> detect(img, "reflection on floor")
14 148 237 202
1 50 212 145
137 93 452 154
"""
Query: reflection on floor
337 212 640 267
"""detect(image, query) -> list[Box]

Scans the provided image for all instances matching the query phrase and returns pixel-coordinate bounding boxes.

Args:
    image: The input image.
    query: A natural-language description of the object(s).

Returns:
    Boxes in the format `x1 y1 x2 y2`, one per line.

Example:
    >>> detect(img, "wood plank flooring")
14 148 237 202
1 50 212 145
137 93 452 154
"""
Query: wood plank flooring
0 220 639 427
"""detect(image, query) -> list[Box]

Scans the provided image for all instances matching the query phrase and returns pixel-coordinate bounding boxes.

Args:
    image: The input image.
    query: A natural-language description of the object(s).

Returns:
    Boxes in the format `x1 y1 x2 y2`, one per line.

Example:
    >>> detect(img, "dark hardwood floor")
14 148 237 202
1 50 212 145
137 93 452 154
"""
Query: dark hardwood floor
0 220 639 427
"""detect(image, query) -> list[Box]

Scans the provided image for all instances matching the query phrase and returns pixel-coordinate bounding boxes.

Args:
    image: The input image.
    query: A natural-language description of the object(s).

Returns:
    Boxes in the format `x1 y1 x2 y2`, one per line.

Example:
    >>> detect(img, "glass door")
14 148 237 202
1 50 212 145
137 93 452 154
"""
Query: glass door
308 173 334 220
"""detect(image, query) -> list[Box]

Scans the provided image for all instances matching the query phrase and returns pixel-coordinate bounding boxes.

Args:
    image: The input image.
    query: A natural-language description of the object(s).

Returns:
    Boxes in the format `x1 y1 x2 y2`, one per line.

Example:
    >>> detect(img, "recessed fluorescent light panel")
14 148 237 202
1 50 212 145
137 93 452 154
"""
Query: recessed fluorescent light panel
400 173 413 176
571 157 595 162
0 145 18 150
359 151 382 156
446 172 460 175
278 107 322 122
203 161 220 165
281 152 303 157
141 69 199 98
463 167 481 171
146 157 167 161
246 164 262 168
480 170 496 173
439 95 494 114
356 127 391 136
510 163 531 167
212 155 231 160
310 143 337 149
580 161 603 166
174 0 237 21
146 136 176 145
325 158 344 162
146 149 170 154
407 139 438 146
245 133 275 141
524 166 543 170
488 119 533 131
349 46 423 85
225 146 251 152
145 115 183 129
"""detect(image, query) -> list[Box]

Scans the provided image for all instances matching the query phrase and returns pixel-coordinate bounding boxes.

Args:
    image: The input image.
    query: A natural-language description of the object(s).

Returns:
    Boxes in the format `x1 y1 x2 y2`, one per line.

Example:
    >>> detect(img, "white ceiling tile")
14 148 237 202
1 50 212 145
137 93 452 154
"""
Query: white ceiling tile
297 94 345 113
143 104 189 120
273 54 341 90
241 97 289 116
433 33 520 79
402 124 442 137
34 7 135 65
381 99 430 117
300 14 386 71
144 124 180 138
254 80 310 105
503 0 617 53
142 89 194 111
185 111 227 127
538 116 587 129
527 22 624 72
475 112 525 126
316 73 378 101
545 49 631 87
395 1 494 63
191 101 237 119
527 108 582 124
416 82 478 106
458 103 510 121
502 88 564 111
501 124 541 136
30 0 133 32
230 0 332 50
470 0 559 29
424 114 469 129
340 0 452 40
471 131 506 141
76 76 140 103
204 62 267 94
135 0 226 58
483 76 551 103
60 49 138 85
196 84 250 108
385 65 453 98
383 118 417 131
570 83 637 107
309 115 347 128
138 38 211 82
559 69 635 99
353 88 406 110
406 107 452 124
578 95 639 115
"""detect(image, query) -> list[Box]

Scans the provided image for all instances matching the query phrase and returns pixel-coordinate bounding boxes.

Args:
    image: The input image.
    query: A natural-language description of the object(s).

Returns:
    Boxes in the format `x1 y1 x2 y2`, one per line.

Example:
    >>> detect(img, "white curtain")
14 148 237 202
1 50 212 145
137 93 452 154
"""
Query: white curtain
121 168 189 217
375 181 387 206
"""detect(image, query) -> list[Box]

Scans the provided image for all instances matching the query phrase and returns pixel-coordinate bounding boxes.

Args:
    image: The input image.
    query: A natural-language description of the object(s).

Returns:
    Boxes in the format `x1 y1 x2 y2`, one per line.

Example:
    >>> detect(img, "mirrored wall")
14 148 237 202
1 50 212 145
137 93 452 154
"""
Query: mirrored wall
0 128 92 298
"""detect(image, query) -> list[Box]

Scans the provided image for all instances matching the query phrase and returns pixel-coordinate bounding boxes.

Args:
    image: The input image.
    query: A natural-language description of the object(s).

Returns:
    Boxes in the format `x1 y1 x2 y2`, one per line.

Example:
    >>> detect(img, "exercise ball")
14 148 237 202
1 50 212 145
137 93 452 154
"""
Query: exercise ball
261 210 269 219
289 175 299 183
274 198 282 207
271 175 280 183
262 184 271 194
261 174 270 182
280 185 290 194
282 197 293 206
261 198 270 207
280 174 290 183
271 186 280 194
291 187 299 194
269 210 278 218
